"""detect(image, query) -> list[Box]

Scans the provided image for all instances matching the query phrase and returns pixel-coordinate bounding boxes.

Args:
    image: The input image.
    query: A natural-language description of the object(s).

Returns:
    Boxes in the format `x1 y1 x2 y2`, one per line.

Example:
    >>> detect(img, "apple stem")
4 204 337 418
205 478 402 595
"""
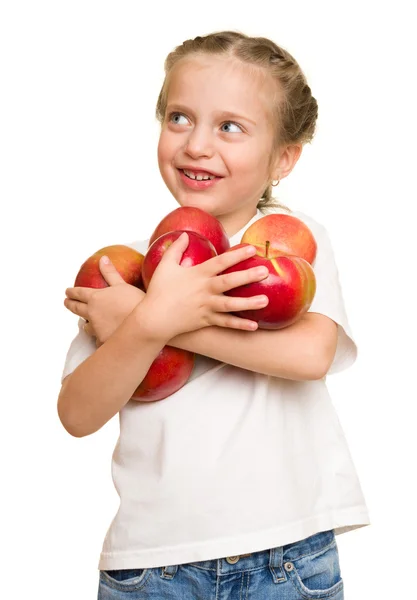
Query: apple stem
265 240 270 259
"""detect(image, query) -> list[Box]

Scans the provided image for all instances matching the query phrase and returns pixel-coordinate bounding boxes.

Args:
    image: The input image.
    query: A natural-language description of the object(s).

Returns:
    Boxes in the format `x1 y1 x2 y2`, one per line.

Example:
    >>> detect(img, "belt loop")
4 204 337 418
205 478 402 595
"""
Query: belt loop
269 546 287 583
161 564 178 579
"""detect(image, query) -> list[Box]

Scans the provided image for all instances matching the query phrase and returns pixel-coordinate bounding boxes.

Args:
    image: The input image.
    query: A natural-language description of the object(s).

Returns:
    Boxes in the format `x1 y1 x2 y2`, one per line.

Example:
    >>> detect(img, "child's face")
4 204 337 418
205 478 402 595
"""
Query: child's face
157 55 282 234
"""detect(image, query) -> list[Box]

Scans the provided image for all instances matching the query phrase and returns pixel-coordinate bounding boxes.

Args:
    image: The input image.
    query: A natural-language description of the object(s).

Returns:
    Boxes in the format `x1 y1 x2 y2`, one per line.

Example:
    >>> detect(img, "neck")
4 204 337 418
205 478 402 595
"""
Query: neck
219 206 259 238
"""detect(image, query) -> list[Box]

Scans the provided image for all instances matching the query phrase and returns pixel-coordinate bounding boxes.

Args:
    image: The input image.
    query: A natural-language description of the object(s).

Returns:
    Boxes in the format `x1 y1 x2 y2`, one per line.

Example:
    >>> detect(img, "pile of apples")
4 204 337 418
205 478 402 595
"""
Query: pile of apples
73 207 317 402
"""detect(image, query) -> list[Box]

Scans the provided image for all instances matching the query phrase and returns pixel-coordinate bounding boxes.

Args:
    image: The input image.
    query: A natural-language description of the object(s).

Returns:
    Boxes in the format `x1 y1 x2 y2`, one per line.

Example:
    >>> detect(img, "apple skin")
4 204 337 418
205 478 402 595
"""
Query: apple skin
131 345 195 402
74 244 144 290
222 243 316 329
148 206 230 255
142 230 217 289
241 214 317 264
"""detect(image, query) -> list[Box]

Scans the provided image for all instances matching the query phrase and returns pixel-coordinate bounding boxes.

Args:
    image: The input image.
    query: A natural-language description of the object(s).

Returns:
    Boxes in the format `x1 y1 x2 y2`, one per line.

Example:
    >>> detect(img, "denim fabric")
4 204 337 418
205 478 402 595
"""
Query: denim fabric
98 529 344 599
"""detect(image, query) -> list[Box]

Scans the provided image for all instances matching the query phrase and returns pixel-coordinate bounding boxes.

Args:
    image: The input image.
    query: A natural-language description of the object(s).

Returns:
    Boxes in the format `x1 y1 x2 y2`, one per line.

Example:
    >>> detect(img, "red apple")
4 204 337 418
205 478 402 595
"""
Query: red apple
241 214 317 264
222 242 316 329
148 206 230 255
142 230 217 289
131 345 195 402
74 244 144 289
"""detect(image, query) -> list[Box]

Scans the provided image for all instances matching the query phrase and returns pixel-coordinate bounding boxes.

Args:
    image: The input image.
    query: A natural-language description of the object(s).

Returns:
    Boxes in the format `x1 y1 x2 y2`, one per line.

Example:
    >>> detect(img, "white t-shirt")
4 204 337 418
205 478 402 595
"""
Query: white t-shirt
61 207 370 570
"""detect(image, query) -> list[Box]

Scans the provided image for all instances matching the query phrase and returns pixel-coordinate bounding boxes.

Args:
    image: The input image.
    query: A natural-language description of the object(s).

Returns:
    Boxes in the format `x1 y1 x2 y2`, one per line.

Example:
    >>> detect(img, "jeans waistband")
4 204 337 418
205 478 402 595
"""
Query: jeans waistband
184 529 335 576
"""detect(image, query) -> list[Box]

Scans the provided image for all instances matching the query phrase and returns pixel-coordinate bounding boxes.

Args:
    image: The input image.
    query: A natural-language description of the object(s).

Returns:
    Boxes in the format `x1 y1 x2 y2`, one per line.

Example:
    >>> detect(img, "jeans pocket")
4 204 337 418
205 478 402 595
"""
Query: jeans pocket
284 541 344 599
100 568 152 592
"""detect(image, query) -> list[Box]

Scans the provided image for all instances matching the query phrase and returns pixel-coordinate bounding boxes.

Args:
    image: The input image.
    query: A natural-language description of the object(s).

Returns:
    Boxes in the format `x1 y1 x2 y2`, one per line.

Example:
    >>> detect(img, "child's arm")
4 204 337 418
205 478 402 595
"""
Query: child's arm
58 307 167 437
168 312 338 381
59 236 270 437
168 220 350 381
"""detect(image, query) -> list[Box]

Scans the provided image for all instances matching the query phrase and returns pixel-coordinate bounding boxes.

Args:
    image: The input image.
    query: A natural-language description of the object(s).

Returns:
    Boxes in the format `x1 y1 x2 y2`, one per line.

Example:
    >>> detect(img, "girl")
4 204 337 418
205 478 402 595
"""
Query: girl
60 31 370 599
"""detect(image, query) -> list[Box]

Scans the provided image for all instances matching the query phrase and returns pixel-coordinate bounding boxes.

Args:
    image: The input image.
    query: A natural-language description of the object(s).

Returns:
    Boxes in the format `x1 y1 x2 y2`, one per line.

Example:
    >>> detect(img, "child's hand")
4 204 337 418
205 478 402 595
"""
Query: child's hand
64 257 146 346
138 232 269 342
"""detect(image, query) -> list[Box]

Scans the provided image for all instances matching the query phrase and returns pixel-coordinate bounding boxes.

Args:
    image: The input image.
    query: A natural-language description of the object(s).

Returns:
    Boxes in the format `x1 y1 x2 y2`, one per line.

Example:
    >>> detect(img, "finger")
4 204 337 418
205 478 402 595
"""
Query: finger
99 256 126 286
160 232 190 265
213 265 269 294
65 287 94 303
212 293 269 313
212 313 259 331
203 244 257 276
63 297 89 320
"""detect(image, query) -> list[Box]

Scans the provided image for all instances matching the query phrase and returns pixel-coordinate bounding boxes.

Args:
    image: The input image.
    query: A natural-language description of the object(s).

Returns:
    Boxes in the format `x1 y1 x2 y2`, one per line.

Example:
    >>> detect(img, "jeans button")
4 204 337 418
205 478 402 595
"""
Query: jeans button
284 562 294 571
226 556 240 564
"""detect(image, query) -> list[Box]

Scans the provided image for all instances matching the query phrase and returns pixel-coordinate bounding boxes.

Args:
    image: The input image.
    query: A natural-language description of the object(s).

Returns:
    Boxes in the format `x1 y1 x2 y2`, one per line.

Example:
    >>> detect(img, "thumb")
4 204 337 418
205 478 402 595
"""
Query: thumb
162 232 190 265
99 255 126 286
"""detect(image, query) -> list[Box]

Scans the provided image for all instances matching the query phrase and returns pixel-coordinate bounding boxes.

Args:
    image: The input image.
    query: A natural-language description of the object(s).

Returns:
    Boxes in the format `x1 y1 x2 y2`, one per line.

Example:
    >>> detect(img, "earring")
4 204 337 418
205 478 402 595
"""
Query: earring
271 179 280 187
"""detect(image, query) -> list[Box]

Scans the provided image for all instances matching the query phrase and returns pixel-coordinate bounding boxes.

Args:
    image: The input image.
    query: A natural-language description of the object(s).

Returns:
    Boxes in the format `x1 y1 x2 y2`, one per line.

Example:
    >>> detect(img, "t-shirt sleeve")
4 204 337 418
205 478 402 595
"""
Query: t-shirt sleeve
60 317 97 383
306 222 358 375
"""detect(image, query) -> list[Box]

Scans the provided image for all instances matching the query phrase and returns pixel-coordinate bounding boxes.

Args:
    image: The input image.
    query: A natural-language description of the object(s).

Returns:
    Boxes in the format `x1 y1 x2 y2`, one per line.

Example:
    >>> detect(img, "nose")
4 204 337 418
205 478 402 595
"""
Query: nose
184 125 214 159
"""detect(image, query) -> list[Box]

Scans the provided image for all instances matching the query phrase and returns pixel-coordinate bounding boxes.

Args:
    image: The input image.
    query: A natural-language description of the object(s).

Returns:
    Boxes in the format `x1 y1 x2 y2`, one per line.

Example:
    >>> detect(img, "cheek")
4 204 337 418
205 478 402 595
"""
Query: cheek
157 134 167 167
157 130 176 162
157 134 177 189
230 146 270 180
250 145 275 182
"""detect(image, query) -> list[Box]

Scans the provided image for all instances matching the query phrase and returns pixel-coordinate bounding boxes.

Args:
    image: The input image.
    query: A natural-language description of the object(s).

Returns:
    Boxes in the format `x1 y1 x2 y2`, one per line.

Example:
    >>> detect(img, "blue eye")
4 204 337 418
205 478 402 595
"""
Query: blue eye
221 122 242 133
169 112 188 125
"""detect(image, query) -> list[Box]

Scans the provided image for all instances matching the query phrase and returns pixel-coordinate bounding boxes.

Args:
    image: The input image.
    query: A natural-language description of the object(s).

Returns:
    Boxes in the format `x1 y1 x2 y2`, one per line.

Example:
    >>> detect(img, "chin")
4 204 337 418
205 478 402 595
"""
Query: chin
177 193 221 215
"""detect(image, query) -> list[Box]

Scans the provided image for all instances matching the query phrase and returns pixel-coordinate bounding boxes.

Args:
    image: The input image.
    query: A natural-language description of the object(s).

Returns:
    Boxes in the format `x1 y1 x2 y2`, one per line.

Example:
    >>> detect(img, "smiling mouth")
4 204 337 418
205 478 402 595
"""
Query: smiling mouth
180 168 219 181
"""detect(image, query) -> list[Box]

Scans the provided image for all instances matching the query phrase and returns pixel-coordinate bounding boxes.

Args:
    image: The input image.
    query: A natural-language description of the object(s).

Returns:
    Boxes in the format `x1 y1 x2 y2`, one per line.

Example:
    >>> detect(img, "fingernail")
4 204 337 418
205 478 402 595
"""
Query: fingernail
245 245 256 254
101 255 110 264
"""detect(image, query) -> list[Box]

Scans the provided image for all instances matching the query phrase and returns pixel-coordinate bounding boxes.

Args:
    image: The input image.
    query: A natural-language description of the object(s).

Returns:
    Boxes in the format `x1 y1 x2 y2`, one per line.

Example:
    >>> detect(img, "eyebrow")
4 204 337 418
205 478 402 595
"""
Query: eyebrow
166 104 257 126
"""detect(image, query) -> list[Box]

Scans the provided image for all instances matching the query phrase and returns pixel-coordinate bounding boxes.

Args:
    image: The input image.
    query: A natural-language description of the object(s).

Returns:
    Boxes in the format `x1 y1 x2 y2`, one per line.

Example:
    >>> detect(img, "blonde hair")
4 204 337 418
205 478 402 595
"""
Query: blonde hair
156 31 318 213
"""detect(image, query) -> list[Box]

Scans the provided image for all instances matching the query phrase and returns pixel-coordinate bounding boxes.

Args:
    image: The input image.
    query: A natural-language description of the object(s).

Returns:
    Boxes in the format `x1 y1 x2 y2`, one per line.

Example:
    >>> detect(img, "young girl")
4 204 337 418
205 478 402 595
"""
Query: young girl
60 31 370 599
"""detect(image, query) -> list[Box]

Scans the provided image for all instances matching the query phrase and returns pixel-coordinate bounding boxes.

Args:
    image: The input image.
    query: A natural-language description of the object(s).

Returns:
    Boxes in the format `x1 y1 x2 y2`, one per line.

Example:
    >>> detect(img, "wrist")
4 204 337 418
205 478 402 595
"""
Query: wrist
131 298 172 346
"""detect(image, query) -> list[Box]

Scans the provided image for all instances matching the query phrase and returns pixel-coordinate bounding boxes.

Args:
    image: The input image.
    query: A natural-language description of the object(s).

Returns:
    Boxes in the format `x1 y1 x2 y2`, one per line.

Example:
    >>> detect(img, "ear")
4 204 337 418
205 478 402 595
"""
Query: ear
271 144 303 181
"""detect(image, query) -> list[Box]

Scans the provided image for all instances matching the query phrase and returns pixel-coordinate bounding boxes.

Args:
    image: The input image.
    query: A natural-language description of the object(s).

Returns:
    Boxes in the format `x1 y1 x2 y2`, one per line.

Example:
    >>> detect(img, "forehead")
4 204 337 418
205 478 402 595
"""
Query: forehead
167 55 278 121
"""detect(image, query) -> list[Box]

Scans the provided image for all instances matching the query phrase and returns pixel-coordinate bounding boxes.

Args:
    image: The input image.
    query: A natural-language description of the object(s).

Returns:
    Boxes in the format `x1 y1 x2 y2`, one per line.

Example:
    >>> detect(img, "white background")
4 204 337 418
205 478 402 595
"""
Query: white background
1 1 415 598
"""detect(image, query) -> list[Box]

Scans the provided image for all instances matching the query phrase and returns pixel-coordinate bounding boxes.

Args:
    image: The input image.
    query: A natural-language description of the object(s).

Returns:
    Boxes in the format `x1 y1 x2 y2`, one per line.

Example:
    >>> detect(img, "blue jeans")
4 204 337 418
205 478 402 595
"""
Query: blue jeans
98 529 344 599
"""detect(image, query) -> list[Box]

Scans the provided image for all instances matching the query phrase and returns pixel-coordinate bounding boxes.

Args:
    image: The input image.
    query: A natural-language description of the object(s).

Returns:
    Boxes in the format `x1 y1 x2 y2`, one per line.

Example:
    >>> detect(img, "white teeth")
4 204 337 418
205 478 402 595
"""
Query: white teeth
183 169 215 181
